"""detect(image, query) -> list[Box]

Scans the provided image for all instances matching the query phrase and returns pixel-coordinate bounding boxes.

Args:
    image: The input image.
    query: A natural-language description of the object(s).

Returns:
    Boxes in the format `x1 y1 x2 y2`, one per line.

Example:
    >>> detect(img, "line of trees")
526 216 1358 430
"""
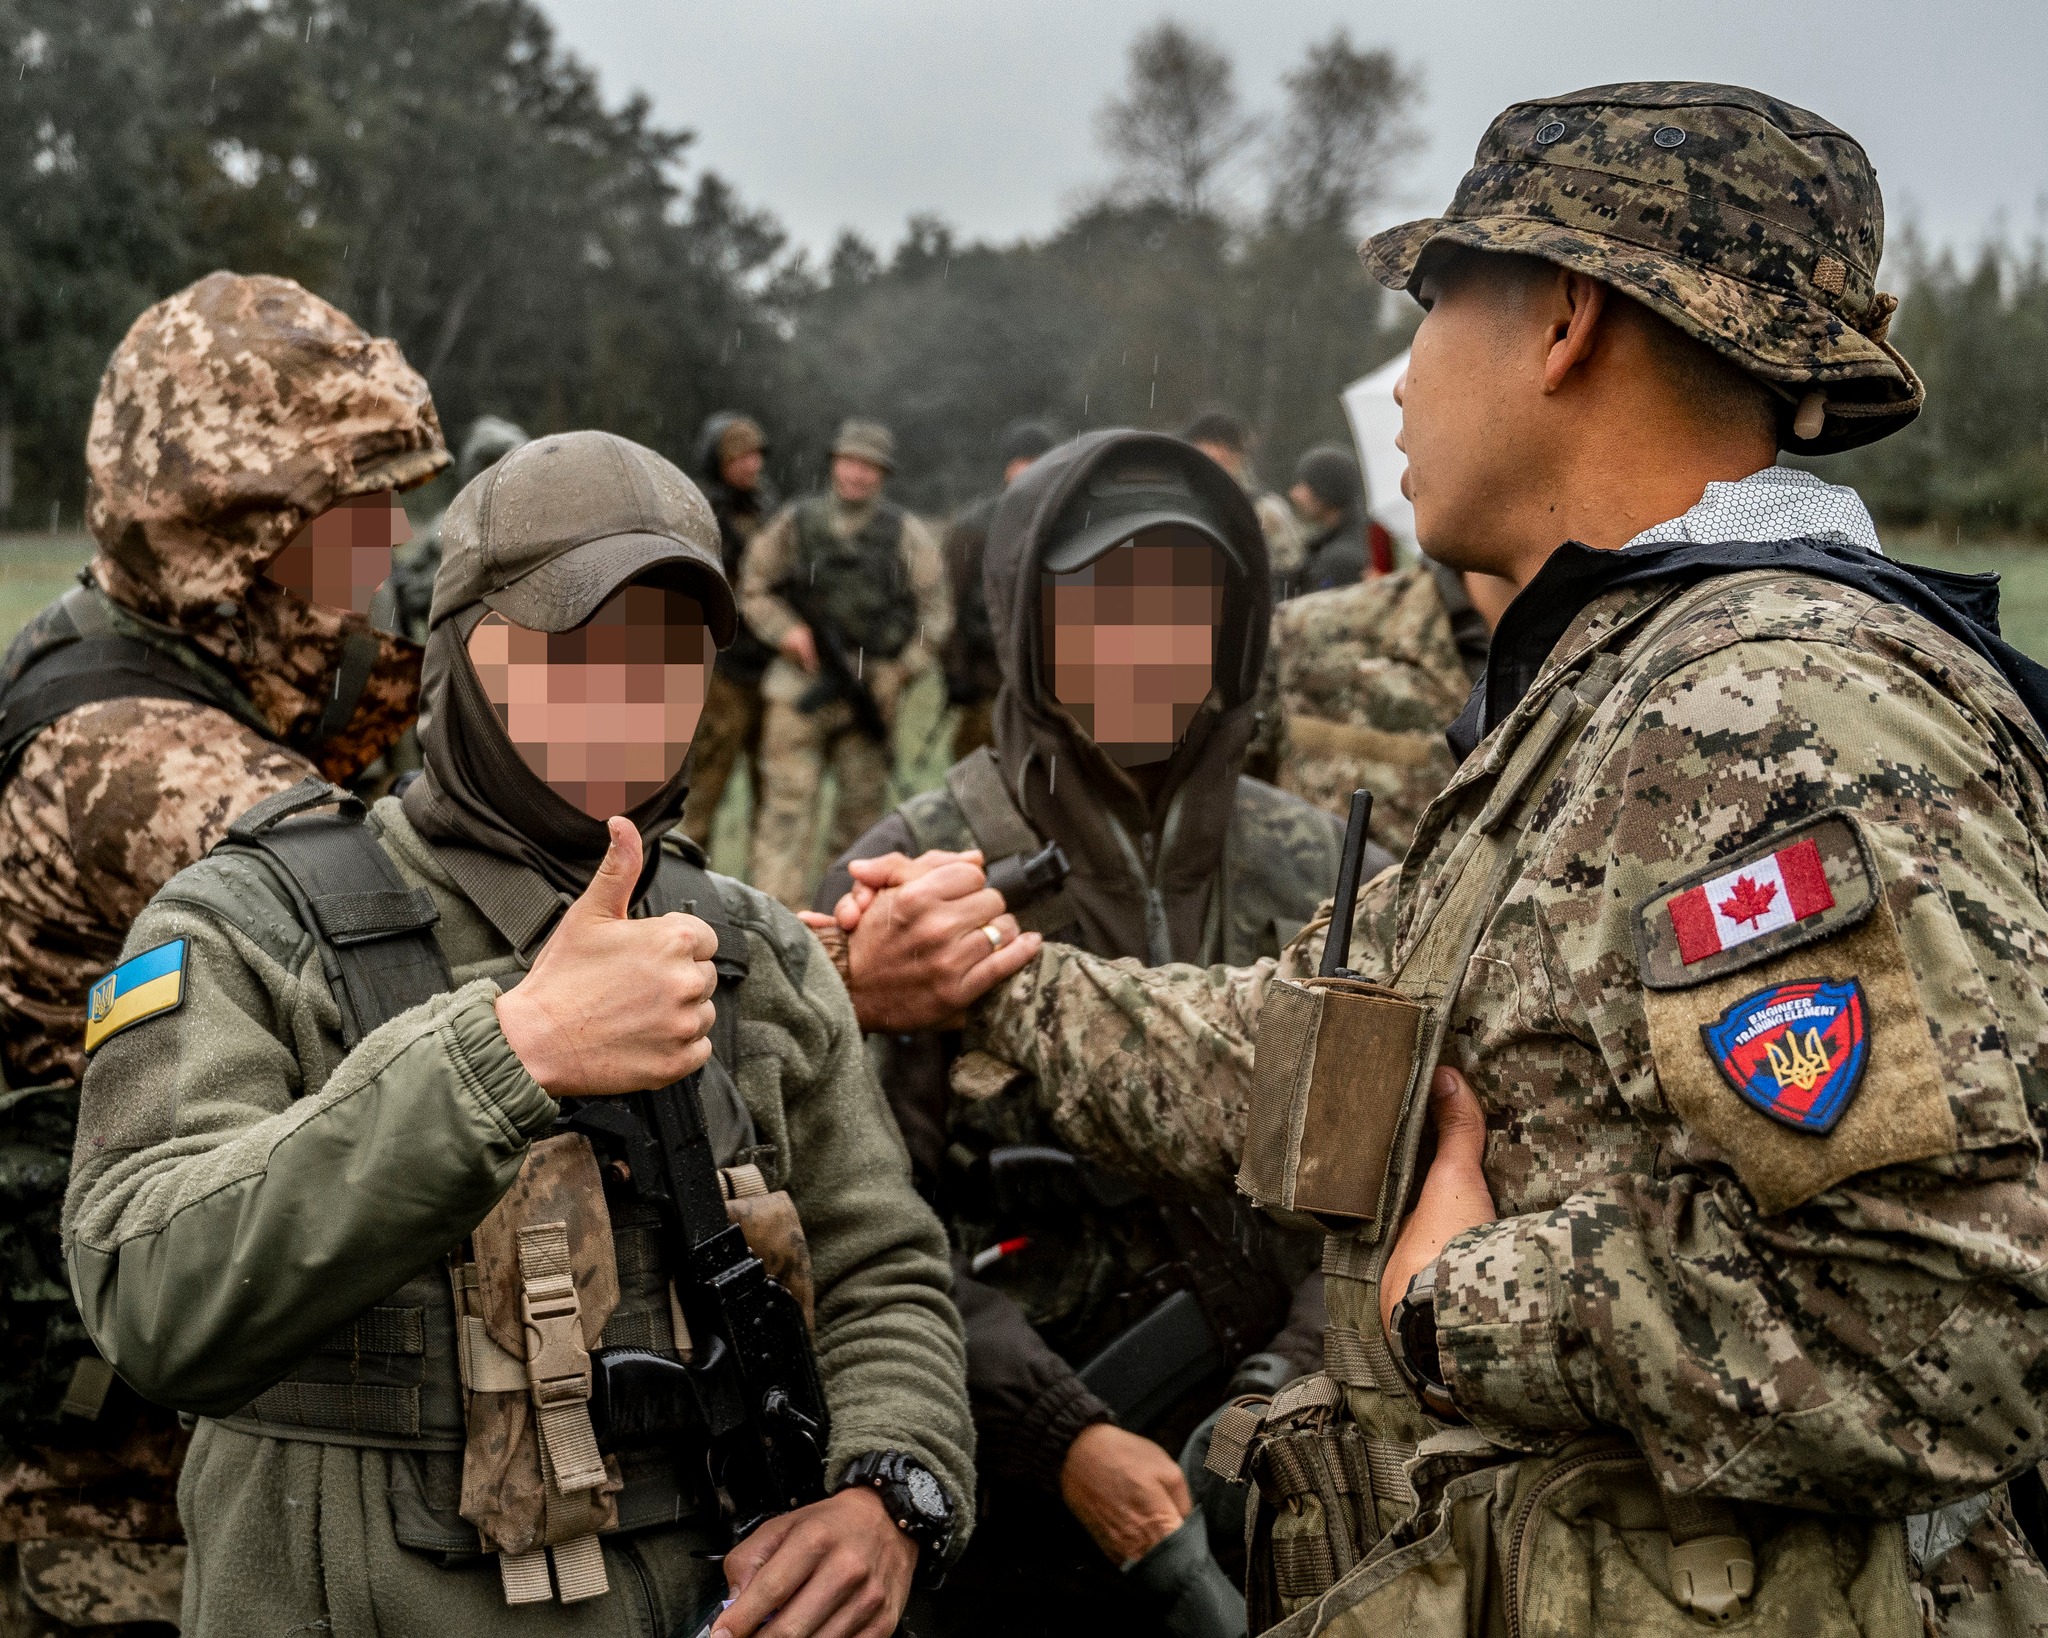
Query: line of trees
3 1 2043 535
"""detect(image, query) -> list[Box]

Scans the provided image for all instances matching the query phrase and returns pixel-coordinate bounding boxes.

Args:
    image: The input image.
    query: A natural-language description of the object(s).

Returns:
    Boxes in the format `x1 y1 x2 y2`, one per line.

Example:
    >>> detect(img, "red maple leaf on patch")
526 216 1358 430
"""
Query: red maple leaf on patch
1717 874 1779 928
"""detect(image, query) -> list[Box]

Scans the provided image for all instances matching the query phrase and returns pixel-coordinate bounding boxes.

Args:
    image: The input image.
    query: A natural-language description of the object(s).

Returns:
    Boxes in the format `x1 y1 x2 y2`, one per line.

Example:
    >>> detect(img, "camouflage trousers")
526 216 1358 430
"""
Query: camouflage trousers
679 667 764 849
0 1542 182 1636
749 696 894 910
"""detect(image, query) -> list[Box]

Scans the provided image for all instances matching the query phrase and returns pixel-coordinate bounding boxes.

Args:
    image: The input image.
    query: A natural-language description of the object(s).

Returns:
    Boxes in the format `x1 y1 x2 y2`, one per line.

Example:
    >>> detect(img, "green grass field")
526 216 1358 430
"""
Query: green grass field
9 527 2046 886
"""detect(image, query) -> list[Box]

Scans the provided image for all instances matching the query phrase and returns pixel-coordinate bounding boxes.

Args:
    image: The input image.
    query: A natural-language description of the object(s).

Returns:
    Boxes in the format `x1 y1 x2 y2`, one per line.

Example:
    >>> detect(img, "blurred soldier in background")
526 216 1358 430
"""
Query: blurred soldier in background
680 412 778 847
940 419 1059 763
1285 445 1372 592
1183 409 1305 594
0 272 443 1635
1246 564 1510 852
738 419 949 908
386 416 529 643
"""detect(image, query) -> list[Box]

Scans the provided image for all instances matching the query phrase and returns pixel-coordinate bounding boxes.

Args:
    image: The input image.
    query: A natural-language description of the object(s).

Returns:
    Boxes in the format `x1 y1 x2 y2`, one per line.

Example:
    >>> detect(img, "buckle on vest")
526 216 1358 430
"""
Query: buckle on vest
521 1272 592 1408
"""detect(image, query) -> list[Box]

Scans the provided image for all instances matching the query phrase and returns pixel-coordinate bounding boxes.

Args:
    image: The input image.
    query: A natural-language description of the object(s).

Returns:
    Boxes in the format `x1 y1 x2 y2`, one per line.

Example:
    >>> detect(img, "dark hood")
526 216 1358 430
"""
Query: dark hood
983 428 1271 962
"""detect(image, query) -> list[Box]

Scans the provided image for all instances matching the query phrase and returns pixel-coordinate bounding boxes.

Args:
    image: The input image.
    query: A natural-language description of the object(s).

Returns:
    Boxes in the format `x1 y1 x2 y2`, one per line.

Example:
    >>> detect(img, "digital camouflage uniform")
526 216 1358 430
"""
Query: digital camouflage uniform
1247 562 1487 854
952 85 2048 1635
738 492 949 910
0 273 443 1633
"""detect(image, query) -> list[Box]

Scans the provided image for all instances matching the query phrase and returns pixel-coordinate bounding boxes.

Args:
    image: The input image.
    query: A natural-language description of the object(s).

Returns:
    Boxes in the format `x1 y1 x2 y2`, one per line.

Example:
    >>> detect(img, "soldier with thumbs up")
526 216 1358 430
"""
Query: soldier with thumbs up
62 430 971 1638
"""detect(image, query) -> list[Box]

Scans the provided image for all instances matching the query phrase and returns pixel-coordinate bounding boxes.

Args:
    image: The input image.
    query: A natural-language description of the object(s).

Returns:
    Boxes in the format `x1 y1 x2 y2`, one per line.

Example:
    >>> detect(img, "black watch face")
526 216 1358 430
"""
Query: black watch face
903 1465 946 1522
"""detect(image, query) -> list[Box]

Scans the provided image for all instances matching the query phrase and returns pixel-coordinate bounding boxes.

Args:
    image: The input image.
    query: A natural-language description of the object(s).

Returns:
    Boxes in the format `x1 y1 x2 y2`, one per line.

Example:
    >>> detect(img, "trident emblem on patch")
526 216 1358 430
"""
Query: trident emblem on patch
1763 1027 1831 1094
1703 978 1868 1134
88 974 115 1025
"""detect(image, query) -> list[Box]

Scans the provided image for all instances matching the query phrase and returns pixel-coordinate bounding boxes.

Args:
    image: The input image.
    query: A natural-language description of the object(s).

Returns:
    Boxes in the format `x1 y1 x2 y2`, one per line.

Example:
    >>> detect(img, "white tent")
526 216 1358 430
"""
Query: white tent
1341 350 1413 557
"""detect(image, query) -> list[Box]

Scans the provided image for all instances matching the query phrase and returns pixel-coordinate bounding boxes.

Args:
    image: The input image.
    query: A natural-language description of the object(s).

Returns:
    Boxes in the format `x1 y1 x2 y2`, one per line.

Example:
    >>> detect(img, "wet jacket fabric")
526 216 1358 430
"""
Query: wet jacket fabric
64 797 973 1637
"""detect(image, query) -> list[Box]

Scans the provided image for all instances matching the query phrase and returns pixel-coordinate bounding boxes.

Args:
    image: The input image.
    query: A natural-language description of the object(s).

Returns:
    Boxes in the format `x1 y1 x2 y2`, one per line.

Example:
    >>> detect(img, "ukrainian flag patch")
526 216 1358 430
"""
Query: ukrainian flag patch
84 939 187 1054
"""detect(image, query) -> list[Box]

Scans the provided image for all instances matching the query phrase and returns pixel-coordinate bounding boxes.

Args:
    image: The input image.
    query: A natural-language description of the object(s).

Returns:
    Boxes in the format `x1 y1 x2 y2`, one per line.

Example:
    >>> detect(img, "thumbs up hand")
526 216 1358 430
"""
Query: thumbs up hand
494 817 721 1097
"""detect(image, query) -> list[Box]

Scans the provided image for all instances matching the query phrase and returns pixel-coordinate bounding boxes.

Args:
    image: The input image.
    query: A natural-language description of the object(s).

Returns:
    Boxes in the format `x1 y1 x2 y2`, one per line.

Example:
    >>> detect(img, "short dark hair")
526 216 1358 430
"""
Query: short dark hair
1182 408 1250 452
1425 244 1776 445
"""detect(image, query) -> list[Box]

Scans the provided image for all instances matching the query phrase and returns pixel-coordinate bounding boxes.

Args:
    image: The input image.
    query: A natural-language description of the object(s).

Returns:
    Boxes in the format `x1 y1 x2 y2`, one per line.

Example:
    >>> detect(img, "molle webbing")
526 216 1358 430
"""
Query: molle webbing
223 778 453 1049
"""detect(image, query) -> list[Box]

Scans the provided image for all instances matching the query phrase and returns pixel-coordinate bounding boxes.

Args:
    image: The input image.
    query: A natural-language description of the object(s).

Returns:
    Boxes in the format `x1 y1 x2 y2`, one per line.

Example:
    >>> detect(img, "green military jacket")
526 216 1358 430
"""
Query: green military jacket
64 796 972 1638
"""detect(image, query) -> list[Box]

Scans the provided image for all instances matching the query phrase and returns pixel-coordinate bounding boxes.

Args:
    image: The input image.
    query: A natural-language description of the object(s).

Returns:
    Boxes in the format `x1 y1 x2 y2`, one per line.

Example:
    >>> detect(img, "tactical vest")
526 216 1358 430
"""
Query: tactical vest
901 746 1331 1421
790 497 917 660
201 781 770 1578
1217 574 1956 1638
906 745 1334 965
0 583 269 795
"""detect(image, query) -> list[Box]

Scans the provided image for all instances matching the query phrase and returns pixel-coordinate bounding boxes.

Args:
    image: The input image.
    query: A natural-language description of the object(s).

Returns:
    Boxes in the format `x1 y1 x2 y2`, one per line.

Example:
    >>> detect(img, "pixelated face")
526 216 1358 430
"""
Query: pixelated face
262 490 411 615
1042 528 1224 767
467 582 711 819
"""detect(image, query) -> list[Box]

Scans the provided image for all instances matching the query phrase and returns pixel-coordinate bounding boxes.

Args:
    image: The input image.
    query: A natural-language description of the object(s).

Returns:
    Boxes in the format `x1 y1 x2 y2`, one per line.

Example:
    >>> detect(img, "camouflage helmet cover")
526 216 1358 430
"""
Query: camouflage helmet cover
1360 82 1921 453
85 271 450 627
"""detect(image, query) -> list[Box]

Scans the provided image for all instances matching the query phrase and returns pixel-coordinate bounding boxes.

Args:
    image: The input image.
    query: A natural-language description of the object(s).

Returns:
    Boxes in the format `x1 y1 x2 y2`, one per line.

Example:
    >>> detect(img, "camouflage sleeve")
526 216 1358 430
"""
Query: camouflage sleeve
902 513 953 668
1434 625 2048 1514
1243 613 1284 784
965 871 1402 1196
736 505 802 650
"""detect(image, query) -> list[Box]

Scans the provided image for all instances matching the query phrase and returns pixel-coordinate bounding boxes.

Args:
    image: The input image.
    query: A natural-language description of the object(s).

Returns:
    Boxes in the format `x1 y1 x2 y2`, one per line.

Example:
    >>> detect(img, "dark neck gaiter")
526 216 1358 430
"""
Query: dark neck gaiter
402 603 692 897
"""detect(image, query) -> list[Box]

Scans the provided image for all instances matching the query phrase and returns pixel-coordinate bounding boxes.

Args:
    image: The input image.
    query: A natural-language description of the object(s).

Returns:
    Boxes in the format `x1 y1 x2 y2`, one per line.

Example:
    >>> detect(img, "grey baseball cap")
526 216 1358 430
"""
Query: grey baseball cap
429 428 736 643
1039 443 1243 574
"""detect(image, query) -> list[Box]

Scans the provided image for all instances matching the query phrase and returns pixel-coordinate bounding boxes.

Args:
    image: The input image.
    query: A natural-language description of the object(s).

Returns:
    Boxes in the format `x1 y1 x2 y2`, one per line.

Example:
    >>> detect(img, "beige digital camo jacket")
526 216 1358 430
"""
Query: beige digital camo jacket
1250 564 1476 854
968 568 2048 1625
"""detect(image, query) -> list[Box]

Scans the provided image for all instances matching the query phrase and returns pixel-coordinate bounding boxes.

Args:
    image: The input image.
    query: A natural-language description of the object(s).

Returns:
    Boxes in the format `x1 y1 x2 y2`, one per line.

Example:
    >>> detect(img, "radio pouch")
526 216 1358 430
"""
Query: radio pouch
453 1133 623 1606
1240 976 1427 1225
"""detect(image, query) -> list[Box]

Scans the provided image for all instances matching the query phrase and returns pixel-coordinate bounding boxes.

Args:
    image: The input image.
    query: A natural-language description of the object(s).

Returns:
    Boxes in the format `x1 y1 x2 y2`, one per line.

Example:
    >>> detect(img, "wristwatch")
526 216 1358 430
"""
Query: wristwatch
1386 1263 1464 1424
839 1451 955 1582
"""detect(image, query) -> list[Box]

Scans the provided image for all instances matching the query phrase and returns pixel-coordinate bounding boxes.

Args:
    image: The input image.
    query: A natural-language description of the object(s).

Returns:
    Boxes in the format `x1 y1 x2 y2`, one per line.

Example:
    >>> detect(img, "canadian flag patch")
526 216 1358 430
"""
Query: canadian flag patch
1668 838 1835 965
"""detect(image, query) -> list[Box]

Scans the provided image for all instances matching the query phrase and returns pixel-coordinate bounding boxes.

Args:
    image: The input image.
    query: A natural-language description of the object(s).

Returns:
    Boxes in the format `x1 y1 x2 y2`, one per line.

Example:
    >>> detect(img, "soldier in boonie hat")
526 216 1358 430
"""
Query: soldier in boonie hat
1361 81 1920 452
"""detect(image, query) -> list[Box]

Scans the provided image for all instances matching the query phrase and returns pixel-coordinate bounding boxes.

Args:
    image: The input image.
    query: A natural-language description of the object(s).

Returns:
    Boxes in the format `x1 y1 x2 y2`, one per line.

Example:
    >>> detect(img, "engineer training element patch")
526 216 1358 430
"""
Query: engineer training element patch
84 939 187 1055
1701 978 1867 1134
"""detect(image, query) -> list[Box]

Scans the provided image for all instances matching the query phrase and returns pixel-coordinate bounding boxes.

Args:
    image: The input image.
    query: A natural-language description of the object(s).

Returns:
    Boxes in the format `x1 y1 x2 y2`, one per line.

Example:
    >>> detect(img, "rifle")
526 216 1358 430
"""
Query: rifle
774 577 890 744
564 1076 830 1542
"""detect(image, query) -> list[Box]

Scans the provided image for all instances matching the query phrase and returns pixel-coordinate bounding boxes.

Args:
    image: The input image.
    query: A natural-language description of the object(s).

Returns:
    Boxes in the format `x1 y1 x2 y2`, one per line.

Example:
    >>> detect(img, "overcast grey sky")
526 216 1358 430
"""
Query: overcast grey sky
535 0 2048 270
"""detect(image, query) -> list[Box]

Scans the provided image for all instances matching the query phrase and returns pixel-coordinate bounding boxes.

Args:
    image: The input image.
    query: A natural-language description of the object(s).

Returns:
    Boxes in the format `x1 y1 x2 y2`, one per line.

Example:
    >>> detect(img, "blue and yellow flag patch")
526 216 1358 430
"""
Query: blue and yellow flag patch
84 939 187 1054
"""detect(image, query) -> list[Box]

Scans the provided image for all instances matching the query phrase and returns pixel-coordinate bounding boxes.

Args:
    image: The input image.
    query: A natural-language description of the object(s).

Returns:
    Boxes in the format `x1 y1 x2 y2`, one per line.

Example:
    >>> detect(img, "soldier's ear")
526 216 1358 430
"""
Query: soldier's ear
1541 272 1611 395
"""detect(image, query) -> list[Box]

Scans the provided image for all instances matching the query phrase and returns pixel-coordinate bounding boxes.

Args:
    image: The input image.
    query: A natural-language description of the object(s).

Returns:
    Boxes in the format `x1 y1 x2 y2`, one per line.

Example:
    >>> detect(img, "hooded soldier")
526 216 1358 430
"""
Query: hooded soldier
64 429 971 1638
0 271 444 1632
809 430 1379 1638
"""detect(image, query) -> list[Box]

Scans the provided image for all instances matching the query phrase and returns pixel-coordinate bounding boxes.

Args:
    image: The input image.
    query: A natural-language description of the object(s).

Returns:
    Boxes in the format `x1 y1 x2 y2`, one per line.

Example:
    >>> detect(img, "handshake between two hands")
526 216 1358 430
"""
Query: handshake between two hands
797 849 1044 1033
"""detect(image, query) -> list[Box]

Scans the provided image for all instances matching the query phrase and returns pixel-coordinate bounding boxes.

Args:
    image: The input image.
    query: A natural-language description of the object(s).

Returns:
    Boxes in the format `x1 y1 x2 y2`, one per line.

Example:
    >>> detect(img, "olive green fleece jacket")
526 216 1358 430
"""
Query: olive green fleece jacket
63 797 972 1638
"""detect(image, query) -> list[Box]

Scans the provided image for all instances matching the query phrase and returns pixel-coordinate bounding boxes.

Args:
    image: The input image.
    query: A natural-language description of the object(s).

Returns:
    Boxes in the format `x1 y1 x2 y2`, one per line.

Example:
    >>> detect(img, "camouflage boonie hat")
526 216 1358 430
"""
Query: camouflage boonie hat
85 271 449 627
1361 83 1921 453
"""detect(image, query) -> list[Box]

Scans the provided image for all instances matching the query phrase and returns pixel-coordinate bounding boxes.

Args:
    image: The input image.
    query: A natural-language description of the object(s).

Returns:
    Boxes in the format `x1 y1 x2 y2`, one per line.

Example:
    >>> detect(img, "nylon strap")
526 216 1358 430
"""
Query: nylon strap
517 1222 608 1495
550 1533 610 1603
942 746 1081 935
222 777 453 1050
499 1550 552 1605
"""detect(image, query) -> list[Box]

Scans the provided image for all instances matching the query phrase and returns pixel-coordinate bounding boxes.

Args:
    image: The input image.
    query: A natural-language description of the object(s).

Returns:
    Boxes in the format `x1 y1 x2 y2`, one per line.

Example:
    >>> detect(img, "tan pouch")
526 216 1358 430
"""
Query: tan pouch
1239 975 1428 1224
454 1133 623 1605
1260 1436 1920 1638
721 1165 815 1332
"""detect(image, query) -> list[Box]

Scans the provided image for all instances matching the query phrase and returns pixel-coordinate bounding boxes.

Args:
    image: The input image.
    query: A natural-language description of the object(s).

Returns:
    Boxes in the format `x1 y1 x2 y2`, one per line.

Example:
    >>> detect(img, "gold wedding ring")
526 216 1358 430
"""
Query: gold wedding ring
980 924 1004 951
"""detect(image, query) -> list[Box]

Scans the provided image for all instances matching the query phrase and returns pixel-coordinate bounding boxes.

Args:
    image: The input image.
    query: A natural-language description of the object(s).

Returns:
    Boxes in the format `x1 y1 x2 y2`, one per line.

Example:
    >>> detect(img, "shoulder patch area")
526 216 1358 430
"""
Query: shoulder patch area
1636 811 1875 989
154 849 314 972
85 939 187 1054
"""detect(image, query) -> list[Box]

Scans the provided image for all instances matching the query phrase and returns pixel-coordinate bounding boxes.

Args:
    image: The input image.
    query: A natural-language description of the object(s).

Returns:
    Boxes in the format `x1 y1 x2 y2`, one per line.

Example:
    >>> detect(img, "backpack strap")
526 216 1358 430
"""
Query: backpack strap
223 778 453 1048
942 746 1080 935
0 587 246 788
644 840 749 1076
